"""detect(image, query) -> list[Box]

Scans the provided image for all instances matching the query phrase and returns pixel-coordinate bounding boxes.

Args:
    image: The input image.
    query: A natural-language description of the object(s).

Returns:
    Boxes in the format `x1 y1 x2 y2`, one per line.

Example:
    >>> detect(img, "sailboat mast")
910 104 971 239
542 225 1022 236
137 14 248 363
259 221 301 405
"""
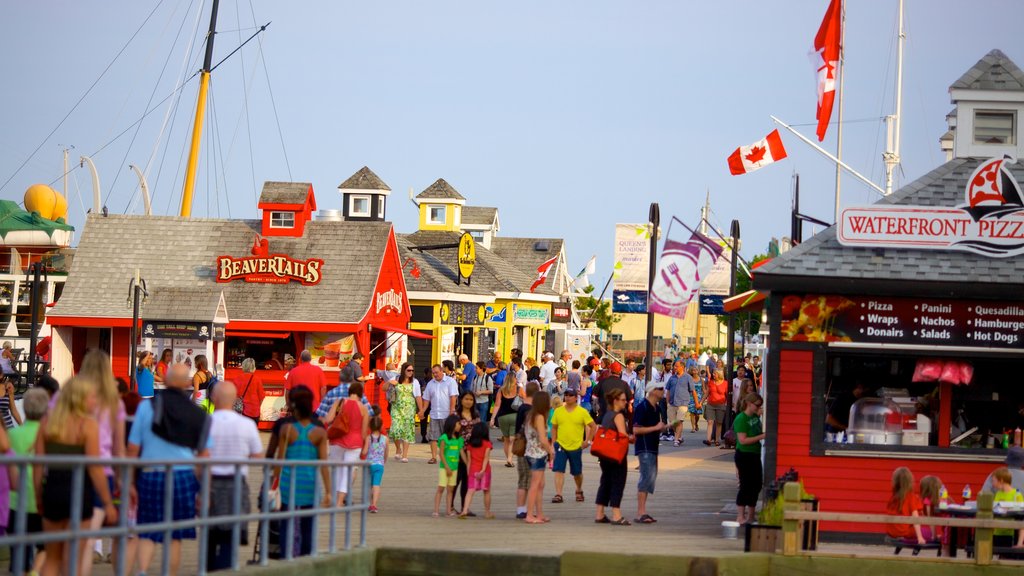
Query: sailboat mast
833 1 846 221
883 0 905 196
179 0 221 217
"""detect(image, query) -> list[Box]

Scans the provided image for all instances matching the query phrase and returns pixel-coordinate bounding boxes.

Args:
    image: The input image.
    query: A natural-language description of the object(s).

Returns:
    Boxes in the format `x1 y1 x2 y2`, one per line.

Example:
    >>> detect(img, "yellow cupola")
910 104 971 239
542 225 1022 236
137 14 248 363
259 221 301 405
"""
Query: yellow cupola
415 178 465 232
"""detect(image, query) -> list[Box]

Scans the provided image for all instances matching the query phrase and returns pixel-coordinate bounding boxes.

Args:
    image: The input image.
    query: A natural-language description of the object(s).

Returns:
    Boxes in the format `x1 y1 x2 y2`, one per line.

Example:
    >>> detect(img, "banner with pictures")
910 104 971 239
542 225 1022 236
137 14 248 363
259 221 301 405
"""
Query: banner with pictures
612 223 651 291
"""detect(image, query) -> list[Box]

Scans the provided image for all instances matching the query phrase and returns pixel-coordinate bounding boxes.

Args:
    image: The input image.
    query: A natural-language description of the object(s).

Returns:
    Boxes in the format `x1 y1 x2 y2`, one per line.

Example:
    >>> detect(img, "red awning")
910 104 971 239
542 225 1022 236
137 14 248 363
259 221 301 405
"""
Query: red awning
372 324 435 339
226 331 292 339
723 290 766 314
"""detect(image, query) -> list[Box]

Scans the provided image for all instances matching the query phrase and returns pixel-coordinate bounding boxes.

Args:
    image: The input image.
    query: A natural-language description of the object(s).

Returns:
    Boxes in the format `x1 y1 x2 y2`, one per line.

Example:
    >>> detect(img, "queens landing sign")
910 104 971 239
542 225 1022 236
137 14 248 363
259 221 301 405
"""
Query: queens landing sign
216 254 324 285
838 156 1024 257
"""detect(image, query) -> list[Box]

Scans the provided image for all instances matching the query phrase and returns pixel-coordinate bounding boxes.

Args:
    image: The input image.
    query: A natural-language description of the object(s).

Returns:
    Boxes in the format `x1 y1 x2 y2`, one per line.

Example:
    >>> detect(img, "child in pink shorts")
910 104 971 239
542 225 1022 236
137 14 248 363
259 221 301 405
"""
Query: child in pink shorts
459 422 494 519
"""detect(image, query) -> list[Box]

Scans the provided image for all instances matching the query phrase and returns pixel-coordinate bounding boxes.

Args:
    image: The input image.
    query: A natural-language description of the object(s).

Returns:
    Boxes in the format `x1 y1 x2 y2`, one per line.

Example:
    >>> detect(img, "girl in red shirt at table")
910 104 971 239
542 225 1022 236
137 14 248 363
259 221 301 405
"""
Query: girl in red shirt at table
918 475 946 544
886 466 927 545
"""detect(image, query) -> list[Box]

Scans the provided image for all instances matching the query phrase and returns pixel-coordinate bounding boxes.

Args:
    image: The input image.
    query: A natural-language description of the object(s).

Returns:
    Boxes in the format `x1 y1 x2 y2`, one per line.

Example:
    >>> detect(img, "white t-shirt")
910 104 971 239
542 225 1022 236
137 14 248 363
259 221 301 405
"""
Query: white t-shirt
208 410 263 477
423 377 458 419
539 361 558 385
515 367 527 388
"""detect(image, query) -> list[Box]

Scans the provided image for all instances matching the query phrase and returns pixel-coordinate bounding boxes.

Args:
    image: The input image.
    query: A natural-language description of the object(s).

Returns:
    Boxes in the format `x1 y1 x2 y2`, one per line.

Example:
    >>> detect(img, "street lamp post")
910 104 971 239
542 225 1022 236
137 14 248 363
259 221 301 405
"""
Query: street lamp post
127 270 148 391
644 203 660 385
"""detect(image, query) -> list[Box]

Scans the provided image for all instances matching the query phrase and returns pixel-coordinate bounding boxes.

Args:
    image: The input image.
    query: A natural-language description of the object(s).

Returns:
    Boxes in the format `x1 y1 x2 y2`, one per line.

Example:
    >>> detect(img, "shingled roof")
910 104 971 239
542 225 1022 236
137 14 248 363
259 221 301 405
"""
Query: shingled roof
753 157 1024 299
50 215 394 323
461 206 498 227
403 230 558 297
415 179 465 201
950 49 1024 92
338 166 391 191
397 235 493 298
491 237 564 293
258 181 313 205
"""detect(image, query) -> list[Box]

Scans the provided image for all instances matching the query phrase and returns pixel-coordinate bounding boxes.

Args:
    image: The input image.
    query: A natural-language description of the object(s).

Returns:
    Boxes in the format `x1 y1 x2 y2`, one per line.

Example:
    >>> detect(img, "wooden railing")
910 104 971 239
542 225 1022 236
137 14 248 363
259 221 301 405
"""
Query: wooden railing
779 482 1024 565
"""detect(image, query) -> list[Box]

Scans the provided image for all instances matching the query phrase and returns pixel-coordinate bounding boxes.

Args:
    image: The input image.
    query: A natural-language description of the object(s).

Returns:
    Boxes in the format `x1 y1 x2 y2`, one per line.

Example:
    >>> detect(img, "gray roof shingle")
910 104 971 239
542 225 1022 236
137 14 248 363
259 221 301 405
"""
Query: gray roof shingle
950 49 1024 92
338 166 391 191
50 215 394 323
460 206 497 226
258 181 313 205
490 237 564 292
754 157 1024 297
397 235 493 297
415 179 465 201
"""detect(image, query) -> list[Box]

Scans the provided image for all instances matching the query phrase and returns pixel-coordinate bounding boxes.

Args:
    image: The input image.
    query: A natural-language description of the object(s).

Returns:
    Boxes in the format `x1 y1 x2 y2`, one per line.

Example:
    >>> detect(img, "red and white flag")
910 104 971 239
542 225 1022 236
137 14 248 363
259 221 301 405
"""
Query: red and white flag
812 0 842 141
530 255 558 292
727 129 788 175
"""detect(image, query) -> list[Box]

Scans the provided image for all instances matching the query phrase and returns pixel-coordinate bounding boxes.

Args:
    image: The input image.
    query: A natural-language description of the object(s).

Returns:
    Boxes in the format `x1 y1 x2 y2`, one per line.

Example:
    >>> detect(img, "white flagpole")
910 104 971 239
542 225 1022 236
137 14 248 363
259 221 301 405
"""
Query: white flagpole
771 115 886 197
833 0 846 221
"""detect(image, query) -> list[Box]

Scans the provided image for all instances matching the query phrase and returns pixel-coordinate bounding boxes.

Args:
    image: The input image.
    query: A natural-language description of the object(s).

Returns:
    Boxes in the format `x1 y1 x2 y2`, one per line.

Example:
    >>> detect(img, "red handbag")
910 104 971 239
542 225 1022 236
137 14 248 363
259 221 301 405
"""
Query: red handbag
591 426 629 463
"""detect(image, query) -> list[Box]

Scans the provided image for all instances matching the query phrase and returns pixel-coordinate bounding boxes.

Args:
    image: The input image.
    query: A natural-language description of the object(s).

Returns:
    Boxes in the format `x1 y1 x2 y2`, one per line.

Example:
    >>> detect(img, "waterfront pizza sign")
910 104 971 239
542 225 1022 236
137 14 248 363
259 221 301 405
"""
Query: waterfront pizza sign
838 156 1024 257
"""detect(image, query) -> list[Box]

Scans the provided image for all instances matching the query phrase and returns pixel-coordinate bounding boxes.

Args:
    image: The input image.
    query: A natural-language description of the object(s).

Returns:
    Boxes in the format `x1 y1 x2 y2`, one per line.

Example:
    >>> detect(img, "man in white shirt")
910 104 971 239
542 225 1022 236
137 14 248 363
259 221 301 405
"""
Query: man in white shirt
622 359 637 384
420 364 459 464
539 352 558 386
511 359 527 390
207 382 263 571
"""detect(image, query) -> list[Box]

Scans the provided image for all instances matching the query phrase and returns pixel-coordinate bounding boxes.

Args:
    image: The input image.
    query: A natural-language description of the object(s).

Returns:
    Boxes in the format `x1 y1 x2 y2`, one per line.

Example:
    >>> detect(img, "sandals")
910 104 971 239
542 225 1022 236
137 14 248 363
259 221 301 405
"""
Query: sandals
702 440 712 446
610 518 632 526
594 516 611 524
551 494 564 504
634 514 657 524
427 458 438 465
504 462 515 468
575 491 585 502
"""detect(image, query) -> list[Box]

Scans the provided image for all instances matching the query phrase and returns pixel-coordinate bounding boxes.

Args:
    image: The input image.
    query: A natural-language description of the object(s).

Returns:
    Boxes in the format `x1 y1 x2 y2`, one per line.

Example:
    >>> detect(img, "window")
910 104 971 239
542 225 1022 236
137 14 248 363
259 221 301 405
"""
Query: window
349 195 371 217
469 230 484 241
973 110 1016 145
269 211 294 228
428 205 446 224
609 334 623 342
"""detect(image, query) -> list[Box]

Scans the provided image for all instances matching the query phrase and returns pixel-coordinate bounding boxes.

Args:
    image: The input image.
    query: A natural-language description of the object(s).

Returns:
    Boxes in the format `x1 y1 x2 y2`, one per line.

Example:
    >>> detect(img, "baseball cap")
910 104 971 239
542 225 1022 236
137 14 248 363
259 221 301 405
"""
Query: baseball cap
589 357 601 367
645 381 666 394
563 388 578 396
610 361 622 374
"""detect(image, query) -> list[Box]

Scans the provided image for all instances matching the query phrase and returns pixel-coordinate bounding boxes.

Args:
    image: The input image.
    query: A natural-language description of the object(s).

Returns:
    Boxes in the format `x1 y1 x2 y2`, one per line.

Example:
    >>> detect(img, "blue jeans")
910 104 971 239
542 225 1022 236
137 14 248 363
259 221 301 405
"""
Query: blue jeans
637 452 658 494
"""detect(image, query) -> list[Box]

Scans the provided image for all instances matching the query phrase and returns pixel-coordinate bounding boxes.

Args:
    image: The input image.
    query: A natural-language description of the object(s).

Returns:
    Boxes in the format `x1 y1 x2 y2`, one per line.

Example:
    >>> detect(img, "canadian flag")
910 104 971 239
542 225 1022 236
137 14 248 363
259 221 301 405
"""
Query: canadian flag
530 255 559 292
727 129 788 175
812 0 842 141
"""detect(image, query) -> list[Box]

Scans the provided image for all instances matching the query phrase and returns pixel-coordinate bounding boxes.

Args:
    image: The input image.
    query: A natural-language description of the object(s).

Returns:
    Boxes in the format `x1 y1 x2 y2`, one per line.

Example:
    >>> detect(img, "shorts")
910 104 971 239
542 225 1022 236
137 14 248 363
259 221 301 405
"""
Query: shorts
526 455 548 471
467 469 492 491
704 404 726 423
668 404 688 424
369 464 385 487
93 475 116 508
498 413 517 438
329 445 361 494
137 469 199 542
428 419 444 442
438 467 457 487
637 452 658 494
553 444 583 476
515 456 531 490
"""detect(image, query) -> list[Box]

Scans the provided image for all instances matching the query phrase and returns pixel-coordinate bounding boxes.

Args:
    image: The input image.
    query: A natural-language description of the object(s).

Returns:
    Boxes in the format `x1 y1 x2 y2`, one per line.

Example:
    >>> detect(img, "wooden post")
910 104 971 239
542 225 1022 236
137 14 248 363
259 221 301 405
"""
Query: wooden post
782 481 801 556
974 491 994 565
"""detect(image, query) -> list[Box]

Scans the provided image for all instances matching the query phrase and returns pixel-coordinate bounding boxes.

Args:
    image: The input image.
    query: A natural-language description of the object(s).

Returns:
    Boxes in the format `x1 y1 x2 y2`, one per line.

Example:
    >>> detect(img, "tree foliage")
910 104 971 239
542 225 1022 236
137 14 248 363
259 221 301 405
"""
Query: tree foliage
576 284 620 334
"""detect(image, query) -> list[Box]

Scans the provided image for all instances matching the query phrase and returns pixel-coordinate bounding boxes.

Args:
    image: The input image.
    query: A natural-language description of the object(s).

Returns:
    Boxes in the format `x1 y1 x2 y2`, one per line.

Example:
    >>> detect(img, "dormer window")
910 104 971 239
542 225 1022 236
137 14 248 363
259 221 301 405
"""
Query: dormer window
428 205 446 225
269 211 295 228
349 195 371 218
974 110 1016 145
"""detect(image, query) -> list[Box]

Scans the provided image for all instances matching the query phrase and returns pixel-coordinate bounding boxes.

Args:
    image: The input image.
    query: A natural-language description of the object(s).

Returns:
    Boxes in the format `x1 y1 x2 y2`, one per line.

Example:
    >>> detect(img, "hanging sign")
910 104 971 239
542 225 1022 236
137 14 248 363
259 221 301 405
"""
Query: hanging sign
142 320 219 341
698 295 726 315
838 156 1024 257
458 232 476 281
613 223 651 291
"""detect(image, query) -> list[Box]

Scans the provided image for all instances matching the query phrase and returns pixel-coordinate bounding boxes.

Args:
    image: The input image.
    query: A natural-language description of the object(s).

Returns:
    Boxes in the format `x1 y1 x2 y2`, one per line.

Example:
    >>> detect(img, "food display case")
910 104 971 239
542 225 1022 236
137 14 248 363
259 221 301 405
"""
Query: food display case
847 397 904 446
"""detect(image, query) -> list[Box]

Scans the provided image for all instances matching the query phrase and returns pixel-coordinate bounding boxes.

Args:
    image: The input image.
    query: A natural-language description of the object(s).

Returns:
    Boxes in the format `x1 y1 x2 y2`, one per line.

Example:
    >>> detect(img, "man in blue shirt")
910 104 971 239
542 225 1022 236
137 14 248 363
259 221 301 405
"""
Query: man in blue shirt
457 354 476 396
633 381 667 524
128 364 211 576
315 365 373 419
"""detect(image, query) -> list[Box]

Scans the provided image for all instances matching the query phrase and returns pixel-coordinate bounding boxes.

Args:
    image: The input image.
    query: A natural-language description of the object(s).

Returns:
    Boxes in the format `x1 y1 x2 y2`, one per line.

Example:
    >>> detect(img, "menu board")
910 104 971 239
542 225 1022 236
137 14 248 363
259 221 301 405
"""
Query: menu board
780 294 1024 349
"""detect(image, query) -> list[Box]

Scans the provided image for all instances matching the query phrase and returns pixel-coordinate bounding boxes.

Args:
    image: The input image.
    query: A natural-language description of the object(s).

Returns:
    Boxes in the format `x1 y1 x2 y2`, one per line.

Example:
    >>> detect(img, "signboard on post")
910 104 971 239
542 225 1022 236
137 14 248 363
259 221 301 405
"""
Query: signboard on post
613 223 651 313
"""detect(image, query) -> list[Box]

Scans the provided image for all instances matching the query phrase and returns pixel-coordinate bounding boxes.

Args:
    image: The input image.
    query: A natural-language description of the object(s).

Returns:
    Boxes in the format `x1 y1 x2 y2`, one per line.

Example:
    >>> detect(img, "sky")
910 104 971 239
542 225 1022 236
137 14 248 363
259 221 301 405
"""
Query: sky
1 0 1022 283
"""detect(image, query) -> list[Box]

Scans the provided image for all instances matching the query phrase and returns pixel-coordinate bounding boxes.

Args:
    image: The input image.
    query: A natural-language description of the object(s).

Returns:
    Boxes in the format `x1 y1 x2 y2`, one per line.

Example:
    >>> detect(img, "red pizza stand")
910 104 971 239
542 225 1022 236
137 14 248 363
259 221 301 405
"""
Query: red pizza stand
752 154 1024 542
48 181 432 429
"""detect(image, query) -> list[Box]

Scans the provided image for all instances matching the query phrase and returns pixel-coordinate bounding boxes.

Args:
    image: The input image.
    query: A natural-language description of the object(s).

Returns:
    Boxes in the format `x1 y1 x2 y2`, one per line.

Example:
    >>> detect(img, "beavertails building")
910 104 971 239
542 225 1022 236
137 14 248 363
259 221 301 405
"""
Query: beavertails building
753 50 1024 540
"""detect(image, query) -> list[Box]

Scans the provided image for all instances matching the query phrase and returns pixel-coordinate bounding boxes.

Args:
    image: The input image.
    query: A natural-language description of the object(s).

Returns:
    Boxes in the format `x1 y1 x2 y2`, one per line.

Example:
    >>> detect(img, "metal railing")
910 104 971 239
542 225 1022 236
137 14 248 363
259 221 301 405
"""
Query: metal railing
1 455 370 575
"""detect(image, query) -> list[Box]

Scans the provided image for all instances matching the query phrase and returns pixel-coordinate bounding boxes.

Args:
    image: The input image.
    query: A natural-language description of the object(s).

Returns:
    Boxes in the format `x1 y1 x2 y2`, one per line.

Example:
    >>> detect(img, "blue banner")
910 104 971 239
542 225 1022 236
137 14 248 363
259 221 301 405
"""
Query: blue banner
612 290 648 313
698 294 725 315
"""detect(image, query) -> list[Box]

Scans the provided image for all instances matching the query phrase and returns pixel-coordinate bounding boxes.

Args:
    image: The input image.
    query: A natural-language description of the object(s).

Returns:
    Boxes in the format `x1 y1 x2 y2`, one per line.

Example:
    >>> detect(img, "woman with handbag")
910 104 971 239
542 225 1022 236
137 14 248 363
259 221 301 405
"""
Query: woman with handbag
594 389 631 526
389 363 422 463
489 373 521 468
325 381 368 508
237 358 266 425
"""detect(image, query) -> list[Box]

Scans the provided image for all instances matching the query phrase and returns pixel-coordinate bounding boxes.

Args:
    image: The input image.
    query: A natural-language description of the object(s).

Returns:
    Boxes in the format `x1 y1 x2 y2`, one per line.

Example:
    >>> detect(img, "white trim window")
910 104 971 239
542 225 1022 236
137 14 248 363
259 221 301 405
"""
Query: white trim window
427 205 446 225
269 211 295 228
973 110 1016 145
349 195 371 217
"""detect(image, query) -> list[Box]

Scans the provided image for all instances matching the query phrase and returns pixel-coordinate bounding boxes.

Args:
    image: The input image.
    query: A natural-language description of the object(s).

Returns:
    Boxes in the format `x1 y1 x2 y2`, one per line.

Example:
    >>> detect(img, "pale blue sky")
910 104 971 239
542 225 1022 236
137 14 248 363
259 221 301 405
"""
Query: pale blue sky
1 1 1021 279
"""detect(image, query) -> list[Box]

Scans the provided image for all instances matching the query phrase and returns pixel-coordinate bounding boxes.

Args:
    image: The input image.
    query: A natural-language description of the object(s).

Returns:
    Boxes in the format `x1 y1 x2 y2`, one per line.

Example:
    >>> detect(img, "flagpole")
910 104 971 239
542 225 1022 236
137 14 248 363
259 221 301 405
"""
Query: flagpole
770 116 886 197
833 0 846 222
645 203 659 386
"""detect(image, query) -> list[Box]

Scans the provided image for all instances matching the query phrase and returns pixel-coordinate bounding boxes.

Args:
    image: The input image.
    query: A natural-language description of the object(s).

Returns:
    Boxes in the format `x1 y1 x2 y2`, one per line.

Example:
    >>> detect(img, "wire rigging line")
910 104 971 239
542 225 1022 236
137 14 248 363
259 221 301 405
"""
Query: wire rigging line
235 0 258 206
125 0 202 214
0 0 166 195
248 0 291 180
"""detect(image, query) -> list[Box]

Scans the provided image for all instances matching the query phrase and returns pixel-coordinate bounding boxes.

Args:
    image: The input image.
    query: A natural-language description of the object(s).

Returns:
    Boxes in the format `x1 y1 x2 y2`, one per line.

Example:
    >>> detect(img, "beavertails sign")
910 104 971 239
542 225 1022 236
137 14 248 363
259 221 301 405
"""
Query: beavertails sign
838 156 1024 257
216 235 324 285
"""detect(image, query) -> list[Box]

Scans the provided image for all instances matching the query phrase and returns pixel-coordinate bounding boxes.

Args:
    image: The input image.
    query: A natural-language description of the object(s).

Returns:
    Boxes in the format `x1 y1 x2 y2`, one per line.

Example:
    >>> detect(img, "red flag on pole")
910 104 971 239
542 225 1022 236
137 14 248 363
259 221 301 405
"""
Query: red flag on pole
530 256 558 292
812 0 842 141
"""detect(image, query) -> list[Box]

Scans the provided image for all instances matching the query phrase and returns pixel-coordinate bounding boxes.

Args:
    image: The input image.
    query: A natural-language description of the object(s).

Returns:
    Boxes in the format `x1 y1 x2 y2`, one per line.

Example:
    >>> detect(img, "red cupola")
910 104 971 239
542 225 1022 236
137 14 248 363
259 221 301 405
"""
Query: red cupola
257 181 316 237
